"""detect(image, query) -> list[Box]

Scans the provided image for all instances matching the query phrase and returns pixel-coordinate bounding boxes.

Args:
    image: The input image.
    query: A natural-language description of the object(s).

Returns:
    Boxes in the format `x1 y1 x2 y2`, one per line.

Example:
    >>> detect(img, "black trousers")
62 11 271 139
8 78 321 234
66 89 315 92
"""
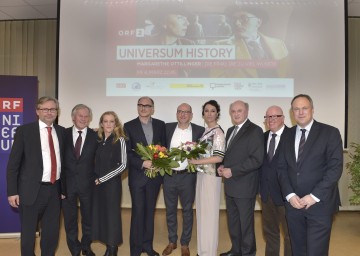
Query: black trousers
129 181 161 256
286 208 333 256
62 188 93 255
225 195 256 256
163 172 196 246
19 182 60 256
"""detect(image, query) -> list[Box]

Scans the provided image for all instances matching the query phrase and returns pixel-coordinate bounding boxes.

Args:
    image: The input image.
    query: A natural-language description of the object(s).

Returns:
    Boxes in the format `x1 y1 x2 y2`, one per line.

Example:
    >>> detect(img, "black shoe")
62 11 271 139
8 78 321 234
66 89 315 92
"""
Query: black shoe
108 245 118 256
144 249 160 256
219 251 241 256
82 248 95 256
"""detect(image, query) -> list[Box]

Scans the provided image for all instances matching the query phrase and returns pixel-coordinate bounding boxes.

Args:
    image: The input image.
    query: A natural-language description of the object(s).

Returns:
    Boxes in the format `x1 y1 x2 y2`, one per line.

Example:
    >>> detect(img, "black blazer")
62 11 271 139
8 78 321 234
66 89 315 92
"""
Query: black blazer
124 117 166 187
165 122 205 149
7 121 65 205
259 126 289 206
277 120 343 215
223 119 264 198
61 127 98 197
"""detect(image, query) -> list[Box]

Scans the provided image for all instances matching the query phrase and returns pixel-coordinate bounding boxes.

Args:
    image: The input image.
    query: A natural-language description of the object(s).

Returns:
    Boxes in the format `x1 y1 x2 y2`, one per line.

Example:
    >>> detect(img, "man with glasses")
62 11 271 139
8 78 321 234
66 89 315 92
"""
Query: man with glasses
162 103 204 256
124 96 166 256
212 6 289 78
7 96 65 255
259 106 291 256
277 94 343 256
145 4 195 77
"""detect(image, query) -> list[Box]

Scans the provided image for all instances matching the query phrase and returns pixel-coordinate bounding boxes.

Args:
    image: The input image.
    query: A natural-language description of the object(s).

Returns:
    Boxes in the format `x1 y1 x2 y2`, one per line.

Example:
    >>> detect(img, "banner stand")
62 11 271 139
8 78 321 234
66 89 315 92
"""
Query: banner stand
0 75 38 238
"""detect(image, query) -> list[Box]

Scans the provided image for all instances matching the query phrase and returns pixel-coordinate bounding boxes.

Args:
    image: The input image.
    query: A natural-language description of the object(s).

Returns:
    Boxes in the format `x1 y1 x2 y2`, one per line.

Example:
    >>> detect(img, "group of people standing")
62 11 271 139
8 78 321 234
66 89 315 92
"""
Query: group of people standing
6 94 343 256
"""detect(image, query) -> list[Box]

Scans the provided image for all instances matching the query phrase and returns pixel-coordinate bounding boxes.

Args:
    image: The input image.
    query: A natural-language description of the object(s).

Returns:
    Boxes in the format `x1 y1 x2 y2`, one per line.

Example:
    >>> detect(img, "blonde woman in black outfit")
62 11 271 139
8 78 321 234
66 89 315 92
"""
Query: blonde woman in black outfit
92 111 127 256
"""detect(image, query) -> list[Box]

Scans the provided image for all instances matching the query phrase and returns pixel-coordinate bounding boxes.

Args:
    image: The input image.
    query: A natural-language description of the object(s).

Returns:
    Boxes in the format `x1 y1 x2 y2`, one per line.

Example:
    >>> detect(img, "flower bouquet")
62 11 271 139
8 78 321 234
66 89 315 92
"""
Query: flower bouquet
135 143 179 178
170 141 208 172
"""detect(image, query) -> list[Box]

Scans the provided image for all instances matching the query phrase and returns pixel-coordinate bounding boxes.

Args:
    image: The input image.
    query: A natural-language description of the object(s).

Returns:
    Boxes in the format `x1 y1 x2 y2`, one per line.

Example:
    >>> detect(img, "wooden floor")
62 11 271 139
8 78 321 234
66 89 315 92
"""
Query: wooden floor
1 209 360 256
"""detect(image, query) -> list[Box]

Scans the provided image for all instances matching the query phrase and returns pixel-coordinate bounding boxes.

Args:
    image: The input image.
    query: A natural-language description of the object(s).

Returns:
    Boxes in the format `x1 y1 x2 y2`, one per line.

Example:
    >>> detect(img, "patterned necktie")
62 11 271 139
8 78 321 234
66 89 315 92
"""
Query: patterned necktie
268 133 277 161
227 125 239 147
74 131 82 160
297 129 306 163
46 127 57 183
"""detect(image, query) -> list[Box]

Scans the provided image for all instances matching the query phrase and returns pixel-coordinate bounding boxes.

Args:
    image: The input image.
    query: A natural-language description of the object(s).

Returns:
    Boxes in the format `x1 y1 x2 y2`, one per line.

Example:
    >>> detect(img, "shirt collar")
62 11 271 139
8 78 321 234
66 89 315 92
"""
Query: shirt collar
39 120 52 129
271 125 285 137
297 119 314 133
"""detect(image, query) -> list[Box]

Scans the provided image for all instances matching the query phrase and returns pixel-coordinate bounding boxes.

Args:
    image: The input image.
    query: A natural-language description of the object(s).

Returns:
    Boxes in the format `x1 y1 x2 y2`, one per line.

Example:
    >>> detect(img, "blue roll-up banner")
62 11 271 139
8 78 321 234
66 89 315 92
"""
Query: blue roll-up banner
0 75 38 237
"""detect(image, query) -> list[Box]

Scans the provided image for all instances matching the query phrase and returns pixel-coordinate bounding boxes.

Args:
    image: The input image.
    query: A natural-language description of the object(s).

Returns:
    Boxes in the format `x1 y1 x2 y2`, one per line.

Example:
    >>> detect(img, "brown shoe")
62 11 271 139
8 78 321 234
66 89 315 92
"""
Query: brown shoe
181 245 190 256
162 243 177 256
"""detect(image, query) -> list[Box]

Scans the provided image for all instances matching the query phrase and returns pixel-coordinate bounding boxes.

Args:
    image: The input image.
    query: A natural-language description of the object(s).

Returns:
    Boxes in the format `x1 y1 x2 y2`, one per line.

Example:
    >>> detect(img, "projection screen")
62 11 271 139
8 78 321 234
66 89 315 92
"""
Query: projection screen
58 0 346 208
58 0 345 138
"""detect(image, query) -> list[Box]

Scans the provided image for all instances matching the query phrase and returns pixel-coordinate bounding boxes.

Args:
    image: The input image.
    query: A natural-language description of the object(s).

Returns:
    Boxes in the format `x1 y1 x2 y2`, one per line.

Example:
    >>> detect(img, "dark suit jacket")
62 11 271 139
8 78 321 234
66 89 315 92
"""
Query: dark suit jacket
223 119 264 198
7 121 65 205
165 122 205 149
61 127 98 197
124 117 166 187
259 126 289 206
277 120 343 215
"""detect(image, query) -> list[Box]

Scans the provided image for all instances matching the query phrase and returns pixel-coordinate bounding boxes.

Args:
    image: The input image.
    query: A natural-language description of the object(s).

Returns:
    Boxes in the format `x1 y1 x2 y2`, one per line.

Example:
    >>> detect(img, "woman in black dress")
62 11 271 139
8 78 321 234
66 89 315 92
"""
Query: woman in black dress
92 111 127 256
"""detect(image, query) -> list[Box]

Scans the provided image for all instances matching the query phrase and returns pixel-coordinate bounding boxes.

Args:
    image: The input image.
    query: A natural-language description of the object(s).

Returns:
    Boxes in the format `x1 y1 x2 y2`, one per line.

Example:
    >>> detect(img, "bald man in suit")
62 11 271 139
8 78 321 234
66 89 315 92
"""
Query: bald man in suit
259 106 291 256
218 100 264 256
124 96 166 256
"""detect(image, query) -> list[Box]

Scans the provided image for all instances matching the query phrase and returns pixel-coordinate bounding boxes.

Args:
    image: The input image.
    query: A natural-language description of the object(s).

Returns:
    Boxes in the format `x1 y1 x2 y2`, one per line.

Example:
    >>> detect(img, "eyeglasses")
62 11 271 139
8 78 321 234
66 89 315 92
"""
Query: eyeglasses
177 110 192 115
38 108 58 113
137 104 153 109
233 15 258 24
264 115 283 120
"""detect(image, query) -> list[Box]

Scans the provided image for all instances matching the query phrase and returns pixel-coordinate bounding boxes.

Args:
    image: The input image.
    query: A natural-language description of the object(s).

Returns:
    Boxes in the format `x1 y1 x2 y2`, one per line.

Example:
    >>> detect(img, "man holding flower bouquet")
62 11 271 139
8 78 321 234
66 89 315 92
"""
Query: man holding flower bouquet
124 97 166 256
162 103 204 256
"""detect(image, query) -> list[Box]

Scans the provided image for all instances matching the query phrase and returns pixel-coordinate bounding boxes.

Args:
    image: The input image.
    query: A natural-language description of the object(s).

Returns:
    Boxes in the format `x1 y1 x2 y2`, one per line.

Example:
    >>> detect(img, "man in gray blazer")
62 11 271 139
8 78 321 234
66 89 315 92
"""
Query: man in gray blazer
278 94 343 256
162 103 204 256
218 100 264 256
7 96 65 256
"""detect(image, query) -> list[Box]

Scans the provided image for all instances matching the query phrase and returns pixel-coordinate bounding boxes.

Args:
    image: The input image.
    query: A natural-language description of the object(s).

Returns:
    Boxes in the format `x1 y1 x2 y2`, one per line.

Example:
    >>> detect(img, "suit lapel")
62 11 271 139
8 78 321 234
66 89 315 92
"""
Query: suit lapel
287 126 297 165
135 117 149 145
33 122 43 162
80 130 92 159
227 120 250 151
297 121 320 167
167 123 177 147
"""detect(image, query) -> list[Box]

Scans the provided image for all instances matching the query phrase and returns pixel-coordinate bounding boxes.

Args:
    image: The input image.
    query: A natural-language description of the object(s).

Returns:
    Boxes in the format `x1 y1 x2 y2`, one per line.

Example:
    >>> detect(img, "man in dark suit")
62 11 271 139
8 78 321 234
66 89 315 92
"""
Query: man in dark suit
7 96 65 256
277 94 343 256
218 100 264 256
162 103 204 256
62 104 98 256
259 106 291 256
124 96 166 256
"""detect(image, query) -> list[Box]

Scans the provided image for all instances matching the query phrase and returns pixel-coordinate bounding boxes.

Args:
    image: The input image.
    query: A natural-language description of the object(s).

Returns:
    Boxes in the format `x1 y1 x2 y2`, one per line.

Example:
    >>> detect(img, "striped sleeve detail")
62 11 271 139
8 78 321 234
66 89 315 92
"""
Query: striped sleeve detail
213 149 225 158
99 138 127 183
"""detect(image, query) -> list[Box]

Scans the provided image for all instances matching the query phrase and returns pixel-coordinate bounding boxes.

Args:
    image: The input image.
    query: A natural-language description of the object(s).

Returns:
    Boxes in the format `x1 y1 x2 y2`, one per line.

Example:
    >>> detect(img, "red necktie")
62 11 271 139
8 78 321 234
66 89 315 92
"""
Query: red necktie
74 131 82 160
46 127 57 183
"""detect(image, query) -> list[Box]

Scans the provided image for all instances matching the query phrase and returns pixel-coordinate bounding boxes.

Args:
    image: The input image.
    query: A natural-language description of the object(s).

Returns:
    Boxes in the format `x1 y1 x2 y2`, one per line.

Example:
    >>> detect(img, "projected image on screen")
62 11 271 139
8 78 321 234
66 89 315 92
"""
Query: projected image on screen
105 0 296 97
59 0 345 136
